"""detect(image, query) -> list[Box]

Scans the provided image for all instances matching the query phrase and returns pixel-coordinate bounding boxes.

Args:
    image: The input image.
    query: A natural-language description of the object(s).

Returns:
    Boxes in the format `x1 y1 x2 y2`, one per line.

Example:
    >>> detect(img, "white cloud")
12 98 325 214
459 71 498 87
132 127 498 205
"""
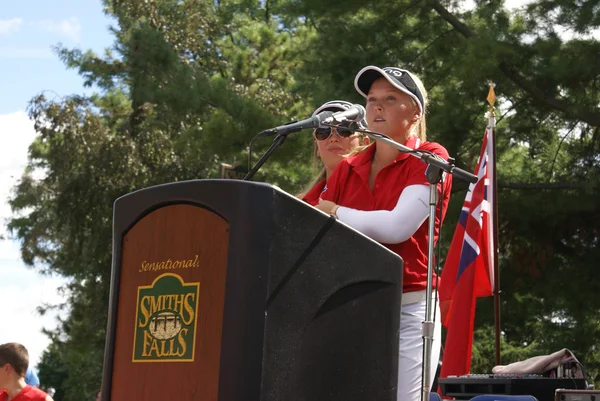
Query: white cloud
0 111 69 368
0 18 23 35
0 257 68 368
0 111 37 221
31 17 82 44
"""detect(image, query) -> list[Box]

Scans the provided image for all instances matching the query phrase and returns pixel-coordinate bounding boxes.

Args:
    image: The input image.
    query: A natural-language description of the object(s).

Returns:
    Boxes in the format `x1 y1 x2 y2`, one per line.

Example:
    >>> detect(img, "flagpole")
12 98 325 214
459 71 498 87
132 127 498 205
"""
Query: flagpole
487 81 501 366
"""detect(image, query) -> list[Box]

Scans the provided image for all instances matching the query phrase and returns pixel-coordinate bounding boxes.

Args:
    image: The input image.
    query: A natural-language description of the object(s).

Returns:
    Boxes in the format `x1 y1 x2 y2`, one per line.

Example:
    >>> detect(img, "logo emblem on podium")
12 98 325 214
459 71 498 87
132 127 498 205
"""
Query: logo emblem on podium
132 273 200 362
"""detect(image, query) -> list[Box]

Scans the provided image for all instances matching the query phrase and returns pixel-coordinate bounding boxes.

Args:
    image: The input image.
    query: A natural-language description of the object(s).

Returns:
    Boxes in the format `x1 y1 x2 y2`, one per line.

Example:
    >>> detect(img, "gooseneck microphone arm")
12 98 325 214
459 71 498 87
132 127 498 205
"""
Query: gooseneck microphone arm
243 133 287 181
244 112 335 181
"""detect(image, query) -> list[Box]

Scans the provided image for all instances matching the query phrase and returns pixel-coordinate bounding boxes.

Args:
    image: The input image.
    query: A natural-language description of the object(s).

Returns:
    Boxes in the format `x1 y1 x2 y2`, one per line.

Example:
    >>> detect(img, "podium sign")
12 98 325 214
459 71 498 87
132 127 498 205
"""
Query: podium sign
110 205 228 399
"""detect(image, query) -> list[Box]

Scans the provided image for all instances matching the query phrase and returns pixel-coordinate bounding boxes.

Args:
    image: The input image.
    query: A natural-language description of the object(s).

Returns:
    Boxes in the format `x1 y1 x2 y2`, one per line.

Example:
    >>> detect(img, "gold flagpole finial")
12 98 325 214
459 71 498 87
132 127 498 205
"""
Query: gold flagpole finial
487 80 496 116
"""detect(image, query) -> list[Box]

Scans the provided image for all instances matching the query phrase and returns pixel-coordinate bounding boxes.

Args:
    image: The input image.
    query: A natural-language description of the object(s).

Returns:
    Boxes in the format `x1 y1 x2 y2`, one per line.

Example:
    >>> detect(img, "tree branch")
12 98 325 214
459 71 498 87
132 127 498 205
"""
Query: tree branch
451 180 589 195
498 182 588 190
265 0 270 23
429 1 474 39
498 62 600 126
428 0 600 127
549 122 578 178
408 27 455 65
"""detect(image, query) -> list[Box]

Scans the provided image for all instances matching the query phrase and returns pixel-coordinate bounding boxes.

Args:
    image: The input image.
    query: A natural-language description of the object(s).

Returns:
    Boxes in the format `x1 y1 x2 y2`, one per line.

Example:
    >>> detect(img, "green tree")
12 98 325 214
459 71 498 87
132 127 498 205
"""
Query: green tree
11 2 314 399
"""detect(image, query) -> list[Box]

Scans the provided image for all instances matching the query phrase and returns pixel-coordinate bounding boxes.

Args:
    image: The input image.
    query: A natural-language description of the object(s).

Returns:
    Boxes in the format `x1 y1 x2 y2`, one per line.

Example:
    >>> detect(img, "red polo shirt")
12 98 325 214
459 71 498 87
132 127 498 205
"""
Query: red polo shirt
302 179 327 207
0 386 48 401
321 137 452 293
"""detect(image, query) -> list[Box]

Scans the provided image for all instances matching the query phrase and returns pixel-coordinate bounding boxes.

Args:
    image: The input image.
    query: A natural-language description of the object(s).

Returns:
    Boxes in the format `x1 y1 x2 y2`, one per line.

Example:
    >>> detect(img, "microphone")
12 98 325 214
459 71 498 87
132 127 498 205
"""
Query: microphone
322 104 366 125
258 111 334 137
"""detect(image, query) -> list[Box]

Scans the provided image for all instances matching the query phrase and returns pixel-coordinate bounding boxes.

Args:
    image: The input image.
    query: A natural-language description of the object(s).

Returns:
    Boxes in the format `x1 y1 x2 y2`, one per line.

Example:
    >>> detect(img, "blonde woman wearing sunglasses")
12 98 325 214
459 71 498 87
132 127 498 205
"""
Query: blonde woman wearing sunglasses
298 100 370 206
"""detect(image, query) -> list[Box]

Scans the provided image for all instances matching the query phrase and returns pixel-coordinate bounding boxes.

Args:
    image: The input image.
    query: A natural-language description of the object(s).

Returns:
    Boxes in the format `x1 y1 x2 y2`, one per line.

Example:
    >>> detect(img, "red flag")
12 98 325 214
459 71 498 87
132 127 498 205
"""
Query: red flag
438 127 495 379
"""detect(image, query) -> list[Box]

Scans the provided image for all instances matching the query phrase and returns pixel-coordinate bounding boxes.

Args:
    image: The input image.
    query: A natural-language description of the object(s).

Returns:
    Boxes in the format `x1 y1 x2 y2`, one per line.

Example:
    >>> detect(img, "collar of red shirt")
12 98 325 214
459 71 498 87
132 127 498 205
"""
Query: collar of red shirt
302 178 326 206
348 135 422 167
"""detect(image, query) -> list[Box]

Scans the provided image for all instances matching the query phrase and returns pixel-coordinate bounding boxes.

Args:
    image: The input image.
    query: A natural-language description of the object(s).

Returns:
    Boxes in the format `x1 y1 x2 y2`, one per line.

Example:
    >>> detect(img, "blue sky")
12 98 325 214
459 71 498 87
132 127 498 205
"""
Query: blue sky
0 0 115 113
0 1 115 371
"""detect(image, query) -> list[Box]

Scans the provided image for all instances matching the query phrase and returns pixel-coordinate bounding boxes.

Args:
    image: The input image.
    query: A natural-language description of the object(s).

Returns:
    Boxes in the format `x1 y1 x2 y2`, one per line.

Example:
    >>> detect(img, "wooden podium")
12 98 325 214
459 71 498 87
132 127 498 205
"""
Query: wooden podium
100 179 403 401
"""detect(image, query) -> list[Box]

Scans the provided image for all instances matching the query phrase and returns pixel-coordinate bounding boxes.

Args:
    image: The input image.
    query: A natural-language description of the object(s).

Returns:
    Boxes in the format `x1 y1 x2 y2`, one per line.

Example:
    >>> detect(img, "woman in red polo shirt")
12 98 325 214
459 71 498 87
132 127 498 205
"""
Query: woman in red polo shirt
298 100 369 206
316 66 452 401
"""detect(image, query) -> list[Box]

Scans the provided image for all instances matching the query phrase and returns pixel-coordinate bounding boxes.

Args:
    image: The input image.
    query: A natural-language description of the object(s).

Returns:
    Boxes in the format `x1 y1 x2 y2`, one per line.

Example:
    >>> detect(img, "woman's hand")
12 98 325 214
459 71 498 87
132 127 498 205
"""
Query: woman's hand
315 200 337 215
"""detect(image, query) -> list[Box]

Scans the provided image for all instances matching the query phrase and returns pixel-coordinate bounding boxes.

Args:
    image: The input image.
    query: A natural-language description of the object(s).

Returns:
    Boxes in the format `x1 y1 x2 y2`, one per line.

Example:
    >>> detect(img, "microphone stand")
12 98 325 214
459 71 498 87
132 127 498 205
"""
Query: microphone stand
243 128 284 181
243 112 335 181
329 125 477 401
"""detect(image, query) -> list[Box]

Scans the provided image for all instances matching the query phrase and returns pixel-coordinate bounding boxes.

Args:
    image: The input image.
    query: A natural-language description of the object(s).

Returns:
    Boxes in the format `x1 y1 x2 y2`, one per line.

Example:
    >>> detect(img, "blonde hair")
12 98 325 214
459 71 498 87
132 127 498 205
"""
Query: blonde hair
406 71 428 142
296 141 326 199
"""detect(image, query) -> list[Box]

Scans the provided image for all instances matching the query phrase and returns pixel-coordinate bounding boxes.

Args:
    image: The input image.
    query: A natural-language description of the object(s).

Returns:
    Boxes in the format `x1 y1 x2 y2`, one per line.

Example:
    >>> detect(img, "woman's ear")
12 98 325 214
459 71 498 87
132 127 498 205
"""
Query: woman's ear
362 136 371 146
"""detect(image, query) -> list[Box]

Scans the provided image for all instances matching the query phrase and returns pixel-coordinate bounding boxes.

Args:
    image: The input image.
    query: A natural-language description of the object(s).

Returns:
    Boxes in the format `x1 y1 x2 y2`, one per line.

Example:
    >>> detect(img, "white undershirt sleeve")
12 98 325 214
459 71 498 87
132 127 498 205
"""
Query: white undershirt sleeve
335 184 430 244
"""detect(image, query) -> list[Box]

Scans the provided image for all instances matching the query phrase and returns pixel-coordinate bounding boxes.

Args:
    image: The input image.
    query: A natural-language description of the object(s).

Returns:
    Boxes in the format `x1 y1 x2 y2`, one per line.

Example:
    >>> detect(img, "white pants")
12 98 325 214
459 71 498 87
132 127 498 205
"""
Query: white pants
397 291 441 401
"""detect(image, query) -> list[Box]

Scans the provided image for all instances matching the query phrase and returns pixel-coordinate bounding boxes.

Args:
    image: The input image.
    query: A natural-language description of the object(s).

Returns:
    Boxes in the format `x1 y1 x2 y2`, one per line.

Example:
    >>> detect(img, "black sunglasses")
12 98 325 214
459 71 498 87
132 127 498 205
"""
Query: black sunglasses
314 126 355 141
